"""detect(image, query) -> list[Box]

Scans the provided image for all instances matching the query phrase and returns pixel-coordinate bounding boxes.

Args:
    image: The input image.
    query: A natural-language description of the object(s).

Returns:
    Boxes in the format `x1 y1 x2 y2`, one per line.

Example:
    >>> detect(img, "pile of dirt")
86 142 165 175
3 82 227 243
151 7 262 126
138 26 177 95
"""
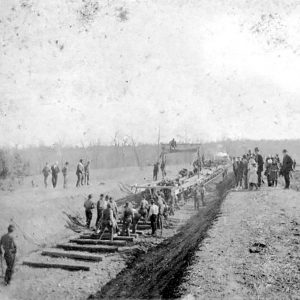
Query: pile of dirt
89 175 235 299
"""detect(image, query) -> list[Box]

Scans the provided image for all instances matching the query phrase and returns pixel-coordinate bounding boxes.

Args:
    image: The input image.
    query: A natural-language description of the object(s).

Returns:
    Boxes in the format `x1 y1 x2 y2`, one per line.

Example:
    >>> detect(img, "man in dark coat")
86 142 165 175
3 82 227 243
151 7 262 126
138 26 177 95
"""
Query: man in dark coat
281 149 293 189
254 147 264 187
0 225 17 285
153 162 159 181
84 194 94 228
51 162 60 188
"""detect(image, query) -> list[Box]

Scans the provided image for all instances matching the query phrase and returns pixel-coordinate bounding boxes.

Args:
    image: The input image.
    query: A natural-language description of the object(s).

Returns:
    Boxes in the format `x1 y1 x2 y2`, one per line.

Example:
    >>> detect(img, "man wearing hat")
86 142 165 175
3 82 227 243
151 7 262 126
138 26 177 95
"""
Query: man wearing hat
95 194 106 230
121 202 134 236
84 194 94 228
0 225 17 285
281 149 293 189
148 199 159 236
76 159 84 187
254 147 264 187
51 161 60 188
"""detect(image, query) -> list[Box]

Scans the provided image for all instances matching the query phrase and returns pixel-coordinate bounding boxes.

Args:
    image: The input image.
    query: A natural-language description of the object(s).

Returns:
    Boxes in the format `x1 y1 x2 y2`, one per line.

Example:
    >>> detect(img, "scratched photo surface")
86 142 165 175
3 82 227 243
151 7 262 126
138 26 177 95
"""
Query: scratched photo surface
0 1 300 300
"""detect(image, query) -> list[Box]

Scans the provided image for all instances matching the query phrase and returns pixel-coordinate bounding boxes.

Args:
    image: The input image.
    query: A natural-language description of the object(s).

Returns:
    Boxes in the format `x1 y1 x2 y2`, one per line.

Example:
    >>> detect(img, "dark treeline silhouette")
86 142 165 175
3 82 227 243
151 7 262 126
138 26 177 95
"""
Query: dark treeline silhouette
0 139 299 177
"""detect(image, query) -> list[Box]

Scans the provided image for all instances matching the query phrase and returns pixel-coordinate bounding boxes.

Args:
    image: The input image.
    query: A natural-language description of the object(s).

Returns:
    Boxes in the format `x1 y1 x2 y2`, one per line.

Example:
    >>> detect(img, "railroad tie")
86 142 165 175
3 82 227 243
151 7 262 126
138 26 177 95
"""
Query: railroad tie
56 243 119 253
69 239 126 247
41 249 103 262
23 261 90 271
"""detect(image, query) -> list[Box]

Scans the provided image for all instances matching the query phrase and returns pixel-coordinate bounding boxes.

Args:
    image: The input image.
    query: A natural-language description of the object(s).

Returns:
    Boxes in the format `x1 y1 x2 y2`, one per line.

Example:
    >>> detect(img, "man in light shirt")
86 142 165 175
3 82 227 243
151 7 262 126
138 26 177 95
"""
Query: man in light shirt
148 199 159 236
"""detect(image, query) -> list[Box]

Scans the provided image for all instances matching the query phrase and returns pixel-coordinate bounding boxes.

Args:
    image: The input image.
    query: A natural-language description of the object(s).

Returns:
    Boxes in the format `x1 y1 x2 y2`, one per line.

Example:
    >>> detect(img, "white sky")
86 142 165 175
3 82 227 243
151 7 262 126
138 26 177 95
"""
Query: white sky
1 0 300 147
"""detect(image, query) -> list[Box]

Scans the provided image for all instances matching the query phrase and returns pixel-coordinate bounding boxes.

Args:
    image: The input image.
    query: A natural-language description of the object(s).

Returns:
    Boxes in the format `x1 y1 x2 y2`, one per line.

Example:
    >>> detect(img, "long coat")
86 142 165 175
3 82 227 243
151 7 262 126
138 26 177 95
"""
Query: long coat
248 164 258 184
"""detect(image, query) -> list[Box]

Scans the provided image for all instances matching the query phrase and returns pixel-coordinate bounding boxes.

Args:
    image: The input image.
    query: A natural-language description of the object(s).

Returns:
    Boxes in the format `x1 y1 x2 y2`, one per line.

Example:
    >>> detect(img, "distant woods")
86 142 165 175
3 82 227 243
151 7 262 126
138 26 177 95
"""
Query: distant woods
0 139 299 179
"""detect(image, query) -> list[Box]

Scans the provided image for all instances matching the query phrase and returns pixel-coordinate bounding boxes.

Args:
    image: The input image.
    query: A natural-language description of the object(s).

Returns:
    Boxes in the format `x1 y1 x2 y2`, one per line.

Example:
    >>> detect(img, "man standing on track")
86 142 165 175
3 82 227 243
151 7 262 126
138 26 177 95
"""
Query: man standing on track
138 196 149 221
254 147 264 187
121 202 134 236
84 194 94 228
281 149 294 189
0 225 17 285
95 194 105 230
153 162 159 181
99 202 115 242
148 199 159 236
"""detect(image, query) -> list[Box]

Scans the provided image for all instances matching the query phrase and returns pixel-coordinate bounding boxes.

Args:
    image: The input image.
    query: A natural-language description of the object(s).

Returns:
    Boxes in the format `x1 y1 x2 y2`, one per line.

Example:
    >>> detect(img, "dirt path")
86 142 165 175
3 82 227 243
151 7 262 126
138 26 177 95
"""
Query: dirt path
177 187 300 299
88 176 234 299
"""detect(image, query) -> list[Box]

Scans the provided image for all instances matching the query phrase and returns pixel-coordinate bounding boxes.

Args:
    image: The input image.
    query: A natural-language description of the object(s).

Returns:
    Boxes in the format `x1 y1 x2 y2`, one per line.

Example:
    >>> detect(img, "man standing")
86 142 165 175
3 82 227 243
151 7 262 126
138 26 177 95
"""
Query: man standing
281 149 293 189
199 184 206 206
132 209 142 234
232 157 238 187
76 159 84 187
160 160 166 178
62 162 69 189
254 147 264 187
0 225 17 285
42 162 51 188
242 155 249 189
148 199 159 236
99 203 115 242
236 157 244 190
95 194 105 230
153 162 159 181
193 185 200 211
84 161 90 185
138 196 149 221
51 162 60 188
157 192 166 230
121 202 133 236
109 197 119 234
84 194 94 228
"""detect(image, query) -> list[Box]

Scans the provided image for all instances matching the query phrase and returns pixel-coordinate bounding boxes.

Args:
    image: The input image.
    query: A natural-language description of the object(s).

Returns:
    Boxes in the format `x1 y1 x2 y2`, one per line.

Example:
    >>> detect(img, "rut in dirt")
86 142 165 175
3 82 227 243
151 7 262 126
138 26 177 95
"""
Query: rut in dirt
89 175 235 299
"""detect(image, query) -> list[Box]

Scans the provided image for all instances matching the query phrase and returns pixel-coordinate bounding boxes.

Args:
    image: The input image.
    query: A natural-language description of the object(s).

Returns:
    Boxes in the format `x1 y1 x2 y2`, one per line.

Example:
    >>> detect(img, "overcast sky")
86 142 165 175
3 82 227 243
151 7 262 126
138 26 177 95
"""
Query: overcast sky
1 0 300 147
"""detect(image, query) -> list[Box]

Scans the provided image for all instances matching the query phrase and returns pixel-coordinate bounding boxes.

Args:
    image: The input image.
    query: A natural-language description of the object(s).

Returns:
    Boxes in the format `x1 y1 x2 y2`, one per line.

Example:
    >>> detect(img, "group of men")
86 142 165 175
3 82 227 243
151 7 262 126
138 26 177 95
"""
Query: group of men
42 159 90 189
233 147 295 190
83 188 180 239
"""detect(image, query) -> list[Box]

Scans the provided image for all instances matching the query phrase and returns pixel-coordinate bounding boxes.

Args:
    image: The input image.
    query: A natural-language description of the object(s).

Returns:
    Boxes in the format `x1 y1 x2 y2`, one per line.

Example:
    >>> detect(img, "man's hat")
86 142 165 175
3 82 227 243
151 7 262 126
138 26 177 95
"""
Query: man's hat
8 224 15 232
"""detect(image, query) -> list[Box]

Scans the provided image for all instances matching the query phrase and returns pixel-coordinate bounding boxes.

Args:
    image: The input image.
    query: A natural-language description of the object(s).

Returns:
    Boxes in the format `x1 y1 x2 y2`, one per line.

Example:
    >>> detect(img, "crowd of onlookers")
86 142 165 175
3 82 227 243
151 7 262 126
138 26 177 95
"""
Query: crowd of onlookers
232 147 296 191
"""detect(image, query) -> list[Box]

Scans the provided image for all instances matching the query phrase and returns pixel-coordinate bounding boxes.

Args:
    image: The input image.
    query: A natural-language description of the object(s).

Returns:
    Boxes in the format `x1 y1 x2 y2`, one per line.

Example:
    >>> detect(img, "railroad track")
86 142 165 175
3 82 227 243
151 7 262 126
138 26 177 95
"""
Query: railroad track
21 167 228 272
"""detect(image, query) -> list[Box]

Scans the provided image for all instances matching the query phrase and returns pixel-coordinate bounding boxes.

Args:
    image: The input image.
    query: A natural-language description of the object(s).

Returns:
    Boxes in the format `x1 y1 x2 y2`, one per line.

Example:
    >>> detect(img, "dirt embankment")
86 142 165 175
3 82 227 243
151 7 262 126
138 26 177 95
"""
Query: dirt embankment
89 175 235 299
177 185 300 299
